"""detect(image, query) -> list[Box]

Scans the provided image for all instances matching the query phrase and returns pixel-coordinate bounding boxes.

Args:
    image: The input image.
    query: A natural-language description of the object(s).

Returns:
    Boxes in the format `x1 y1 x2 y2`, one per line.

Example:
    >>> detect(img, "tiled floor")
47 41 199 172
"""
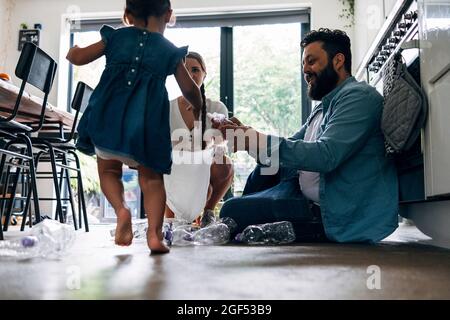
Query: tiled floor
0 221 449 299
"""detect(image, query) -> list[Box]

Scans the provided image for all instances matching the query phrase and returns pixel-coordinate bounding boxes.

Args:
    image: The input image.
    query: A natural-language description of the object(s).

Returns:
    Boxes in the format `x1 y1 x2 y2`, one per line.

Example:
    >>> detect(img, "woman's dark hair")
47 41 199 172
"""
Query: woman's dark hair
200 84 207 150
186 52 207 150
123 0 171 27
301 28 352 75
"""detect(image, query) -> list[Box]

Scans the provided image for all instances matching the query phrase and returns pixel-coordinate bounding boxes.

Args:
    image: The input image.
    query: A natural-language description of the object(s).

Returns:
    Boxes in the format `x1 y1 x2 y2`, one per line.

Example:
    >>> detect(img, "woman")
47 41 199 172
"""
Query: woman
165 51 234 226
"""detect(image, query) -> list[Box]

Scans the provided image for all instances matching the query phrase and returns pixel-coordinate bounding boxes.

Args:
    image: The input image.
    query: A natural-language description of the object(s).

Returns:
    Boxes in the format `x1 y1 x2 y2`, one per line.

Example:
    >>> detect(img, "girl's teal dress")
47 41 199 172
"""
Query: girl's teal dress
76 25 188 174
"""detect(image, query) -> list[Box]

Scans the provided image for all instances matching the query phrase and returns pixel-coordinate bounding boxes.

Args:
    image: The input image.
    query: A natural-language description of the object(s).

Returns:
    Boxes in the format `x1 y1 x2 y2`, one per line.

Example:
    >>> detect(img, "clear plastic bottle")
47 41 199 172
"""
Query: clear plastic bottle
109 217 238 247
110 222 148 239
0 236 41 259
235 221 296 245
220 217 238 234
132 221 148 239
171 225 199 246
206 112 227 125
193 222 230 245
0 219 76 260
109 219 191 239
162 221 173 246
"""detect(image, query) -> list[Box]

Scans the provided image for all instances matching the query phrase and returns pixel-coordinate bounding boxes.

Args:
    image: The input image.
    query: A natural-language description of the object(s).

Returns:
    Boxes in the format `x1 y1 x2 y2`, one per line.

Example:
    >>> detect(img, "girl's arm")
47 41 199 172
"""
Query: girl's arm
174 61 203 118
66 40 105 66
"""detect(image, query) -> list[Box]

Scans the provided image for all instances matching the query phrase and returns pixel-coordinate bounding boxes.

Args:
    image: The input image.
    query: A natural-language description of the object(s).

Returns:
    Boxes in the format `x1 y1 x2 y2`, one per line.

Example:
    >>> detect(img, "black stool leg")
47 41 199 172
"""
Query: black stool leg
18 134 41 223
57 161 66 222
42 143 64 223
1 165 12 216
0 212 3 240
0 152 8 216
20 154 39 231
62 153 78 230
0 152 7 181
0 142 15 217
20 182 31 231
2 145 27 231
24 151 44 228
70 151 88 232
3 158 23 231
0 142 15 238
20 155 38 231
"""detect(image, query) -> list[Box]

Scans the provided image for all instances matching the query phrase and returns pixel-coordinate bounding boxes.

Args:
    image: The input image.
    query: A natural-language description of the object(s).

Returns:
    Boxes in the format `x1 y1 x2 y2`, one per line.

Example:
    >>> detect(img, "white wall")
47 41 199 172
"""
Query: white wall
0 0 4 68
0 0 11 70
354 0 398 71
1 0 352 107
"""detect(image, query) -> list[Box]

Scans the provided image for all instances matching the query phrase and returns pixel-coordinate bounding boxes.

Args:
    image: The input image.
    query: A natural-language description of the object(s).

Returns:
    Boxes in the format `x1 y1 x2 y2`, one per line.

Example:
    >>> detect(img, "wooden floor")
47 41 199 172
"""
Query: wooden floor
0 221 449 300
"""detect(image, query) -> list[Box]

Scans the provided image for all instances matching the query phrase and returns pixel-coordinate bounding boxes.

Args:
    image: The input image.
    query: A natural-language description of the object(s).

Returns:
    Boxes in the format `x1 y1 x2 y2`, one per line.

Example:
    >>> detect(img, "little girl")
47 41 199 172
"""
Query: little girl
66 0 203 254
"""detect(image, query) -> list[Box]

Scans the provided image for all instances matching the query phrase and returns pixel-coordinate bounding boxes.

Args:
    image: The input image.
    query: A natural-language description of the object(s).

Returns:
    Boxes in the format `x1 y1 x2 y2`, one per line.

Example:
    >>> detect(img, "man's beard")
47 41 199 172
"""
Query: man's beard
306 62 339 101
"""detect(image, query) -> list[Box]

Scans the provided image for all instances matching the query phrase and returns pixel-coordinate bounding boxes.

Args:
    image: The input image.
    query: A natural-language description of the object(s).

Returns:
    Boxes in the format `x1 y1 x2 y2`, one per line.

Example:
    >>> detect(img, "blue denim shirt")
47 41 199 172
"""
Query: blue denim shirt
267 77 399 243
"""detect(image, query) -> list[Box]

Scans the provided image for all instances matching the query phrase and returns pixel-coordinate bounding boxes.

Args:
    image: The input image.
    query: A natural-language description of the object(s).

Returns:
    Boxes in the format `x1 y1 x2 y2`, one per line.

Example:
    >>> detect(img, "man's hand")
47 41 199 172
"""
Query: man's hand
211 116 249 131
229 117 243 126
212 118 251 136
210 117 267 154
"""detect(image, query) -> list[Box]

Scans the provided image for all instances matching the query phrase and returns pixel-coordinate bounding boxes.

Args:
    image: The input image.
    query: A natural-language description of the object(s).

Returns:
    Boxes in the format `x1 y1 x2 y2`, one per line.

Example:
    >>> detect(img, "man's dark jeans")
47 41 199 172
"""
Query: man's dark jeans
220 165 328 242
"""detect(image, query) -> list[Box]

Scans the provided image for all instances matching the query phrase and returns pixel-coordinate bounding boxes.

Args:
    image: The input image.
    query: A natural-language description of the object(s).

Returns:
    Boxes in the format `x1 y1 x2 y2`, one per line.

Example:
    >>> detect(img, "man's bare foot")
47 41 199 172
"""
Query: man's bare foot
147 230 170 254
115 208 133 246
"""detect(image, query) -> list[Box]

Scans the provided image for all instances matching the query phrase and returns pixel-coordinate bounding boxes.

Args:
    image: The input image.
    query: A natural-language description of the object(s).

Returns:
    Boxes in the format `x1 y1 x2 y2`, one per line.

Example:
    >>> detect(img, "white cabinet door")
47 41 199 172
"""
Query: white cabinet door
419 0 450 197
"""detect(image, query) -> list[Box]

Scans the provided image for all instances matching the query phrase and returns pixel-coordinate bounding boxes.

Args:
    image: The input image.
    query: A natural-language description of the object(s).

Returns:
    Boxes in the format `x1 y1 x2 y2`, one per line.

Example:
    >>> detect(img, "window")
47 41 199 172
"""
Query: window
68 8 310 200
165 27 221 101
234 23 302 137
231 23 305 194
71 31 105 100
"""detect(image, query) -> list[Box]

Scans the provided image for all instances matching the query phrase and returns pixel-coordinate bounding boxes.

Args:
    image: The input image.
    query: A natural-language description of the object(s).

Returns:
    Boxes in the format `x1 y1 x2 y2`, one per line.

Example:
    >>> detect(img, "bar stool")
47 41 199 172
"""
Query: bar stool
0 42 57 239
21 82 93 232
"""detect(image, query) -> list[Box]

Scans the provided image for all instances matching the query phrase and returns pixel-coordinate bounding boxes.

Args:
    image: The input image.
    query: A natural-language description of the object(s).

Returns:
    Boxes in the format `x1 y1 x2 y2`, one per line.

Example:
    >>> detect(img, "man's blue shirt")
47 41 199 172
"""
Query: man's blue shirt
268 77 399 242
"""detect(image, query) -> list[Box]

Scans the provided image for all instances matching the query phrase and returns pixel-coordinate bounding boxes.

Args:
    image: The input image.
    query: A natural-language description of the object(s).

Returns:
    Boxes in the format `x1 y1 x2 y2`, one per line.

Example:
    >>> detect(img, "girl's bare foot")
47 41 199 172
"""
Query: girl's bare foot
147 230 170 254
115 208 133 246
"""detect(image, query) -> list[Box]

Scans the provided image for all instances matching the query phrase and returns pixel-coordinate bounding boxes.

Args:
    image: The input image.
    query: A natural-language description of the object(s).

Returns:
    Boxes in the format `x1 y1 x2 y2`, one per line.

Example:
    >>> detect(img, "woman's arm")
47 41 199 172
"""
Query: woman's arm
66 40 105 66
174 61 203 119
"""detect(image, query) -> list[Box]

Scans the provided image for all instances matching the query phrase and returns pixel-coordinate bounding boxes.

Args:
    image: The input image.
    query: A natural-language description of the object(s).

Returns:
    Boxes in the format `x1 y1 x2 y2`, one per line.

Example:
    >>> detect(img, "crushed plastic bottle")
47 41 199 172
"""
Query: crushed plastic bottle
220 217 238 234
207 112 227 126
171 225 199 246
132 221 148 239
109 218 190 241
109 217 237 247
235 221 296 245
0 236 41 260
171 217 236 246
165 218 192 229
0 219 76 260
162 221 173 246
193 222 230 245
109 221 148 239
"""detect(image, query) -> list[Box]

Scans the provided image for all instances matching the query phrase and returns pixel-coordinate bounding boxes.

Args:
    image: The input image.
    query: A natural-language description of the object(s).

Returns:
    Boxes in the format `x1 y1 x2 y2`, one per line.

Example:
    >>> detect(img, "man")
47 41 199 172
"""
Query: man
217 28 399 243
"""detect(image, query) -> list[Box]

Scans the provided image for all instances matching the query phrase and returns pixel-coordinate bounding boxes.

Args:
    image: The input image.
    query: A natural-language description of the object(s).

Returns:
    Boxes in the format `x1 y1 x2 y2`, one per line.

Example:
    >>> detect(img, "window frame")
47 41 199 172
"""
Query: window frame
65 7 311 123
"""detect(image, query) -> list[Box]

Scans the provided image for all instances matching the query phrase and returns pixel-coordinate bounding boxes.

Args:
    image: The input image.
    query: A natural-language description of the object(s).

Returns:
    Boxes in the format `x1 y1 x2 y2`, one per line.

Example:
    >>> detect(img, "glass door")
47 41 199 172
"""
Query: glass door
232 23 303 195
